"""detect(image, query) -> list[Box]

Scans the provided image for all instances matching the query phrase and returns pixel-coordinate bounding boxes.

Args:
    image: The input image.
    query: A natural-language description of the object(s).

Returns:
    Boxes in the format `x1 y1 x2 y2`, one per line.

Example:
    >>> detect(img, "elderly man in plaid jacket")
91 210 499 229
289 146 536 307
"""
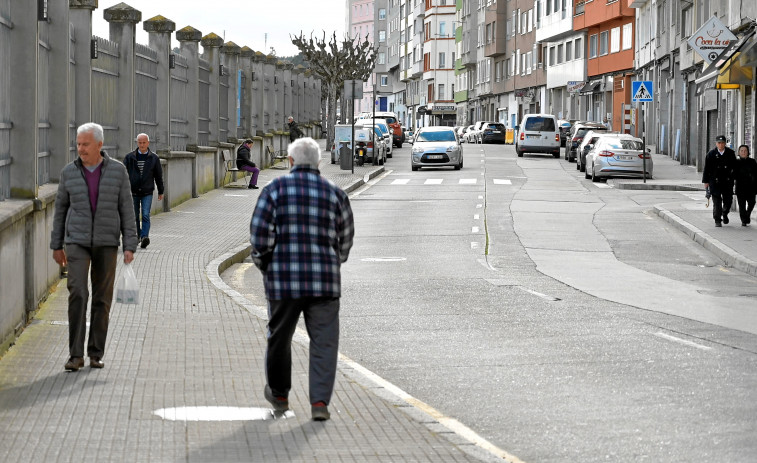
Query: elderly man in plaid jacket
249 137 354 421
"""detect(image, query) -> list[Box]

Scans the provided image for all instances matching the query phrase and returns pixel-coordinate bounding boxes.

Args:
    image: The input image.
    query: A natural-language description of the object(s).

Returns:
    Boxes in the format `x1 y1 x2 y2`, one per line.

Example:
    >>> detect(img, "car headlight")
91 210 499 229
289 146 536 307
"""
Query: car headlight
446 145 459 153
412 146 424 154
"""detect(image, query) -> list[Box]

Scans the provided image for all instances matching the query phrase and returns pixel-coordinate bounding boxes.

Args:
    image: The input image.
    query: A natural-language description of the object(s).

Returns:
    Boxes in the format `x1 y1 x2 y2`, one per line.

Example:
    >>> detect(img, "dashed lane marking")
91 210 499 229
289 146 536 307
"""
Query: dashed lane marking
424 179 443 185
391 178 410 185
655 332 713 351
493 179 512 185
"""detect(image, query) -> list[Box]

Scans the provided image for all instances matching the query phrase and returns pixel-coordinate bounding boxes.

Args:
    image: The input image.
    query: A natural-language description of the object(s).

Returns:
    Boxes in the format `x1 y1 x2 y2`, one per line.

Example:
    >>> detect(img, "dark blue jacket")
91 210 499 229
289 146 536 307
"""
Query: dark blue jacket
124 148 164 198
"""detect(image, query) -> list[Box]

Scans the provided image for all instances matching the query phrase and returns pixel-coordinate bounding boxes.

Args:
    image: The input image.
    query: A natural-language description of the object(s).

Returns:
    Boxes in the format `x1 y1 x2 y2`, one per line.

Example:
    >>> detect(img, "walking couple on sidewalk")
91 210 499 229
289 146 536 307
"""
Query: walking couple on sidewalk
702 135 757 227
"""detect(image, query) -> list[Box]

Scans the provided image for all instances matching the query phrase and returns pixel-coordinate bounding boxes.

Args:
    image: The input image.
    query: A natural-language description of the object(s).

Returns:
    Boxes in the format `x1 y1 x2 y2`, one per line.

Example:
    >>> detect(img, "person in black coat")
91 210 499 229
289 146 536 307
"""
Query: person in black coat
236 139 260 189
287 116 303 142
702 135 737 227
734 144 757 226
124 133 164 248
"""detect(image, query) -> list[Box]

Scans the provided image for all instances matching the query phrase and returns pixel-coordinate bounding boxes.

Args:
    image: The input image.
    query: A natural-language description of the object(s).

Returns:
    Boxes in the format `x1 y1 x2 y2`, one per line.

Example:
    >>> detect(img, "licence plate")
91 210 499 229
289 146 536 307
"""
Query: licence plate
492 130 501 133
427 154 443 159
527 134 541 139
619 155 634 160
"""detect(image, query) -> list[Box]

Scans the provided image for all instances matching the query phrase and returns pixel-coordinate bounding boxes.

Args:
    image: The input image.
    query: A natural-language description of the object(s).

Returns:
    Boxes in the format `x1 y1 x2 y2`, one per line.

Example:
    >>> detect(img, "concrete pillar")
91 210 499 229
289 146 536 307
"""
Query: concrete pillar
239 46 255 137
282 63 293 130
305 70 314 124
9 0 38 198
144 15 176 152
221 41 241 140
263 55 277 133
69 1 97 153
177 26 202 147
200 33 224 145
48 0 72 180
274 61 285 130
251 53 266 136
295 65 306 124
104 3 141 158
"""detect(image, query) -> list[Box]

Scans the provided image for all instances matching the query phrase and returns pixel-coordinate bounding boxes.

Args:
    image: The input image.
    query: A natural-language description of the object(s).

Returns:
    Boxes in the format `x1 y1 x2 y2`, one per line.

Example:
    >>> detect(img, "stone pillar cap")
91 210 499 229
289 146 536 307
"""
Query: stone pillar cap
201 33 224 48
103 2 142 24
240 46 256 58
69 0 98 10
176 26 202 42
265 54 278 64
221 42 241 55
144 15 176 33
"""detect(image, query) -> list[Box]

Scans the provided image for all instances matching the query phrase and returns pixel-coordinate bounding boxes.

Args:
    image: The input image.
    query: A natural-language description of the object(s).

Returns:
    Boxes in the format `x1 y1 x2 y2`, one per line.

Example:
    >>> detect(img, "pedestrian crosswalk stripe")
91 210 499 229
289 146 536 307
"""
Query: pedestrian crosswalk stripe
493 179 512 185
459 179 477 184
391 179 410 185
424 179 443 184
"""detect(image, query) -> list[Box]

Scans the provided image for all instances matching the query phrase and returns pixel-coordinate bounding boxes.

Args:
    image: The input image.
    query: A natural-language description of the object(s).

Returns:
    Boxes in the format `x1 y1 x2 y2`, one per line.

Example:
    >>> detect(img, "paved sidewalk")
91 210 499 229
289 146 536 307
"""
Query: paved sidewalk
608 152 757 277
0 145 500 463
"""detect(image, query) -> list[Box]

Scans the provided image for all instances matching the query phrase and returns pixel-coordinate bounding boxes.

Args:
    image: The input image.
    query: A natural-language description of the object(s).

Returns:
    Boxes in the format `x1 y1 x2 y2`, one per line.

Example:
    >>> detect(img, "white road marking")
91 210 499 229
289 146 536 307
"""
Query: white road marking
460 179 477 184
478 195 484 199
425 178 443 184
360 257 407 262
223 194 248 197
471 242 480 249
391 178 410 185
493 179 512 185
476 204 483 208
474 214 480 220
594 183 612 189
655 332 713 351
472 226 480 233
517 287 561 301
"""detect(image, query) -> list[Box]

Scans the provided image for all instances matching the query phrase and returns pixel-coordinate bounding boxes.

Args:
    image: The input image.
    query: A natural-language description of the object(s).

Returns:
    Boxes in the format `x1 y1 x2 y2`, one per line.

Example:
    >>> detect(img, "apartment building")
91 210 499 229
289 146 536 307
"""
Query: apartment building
422 0 458 125
634 0 757 169
347 0 377 117
571 0 635 131
536 0 585 121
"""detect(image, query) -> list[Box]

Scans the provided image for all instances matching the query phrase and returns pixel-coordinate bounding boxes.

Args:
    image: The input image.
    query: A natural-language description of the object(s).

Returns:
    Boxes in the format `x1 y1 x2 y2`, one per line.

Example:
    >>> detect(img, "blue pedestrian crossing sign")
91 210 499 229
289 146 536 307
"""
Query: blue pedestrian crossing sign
631 81 653 102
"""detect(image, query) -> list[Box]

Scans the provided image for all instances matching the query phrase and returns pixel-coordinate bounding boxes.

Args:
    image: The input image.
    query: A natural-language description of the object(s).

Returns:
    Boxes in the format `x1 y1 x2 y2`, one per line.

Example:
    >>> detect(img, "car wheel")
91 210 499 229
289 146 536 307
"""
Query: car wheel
396 143 402 149
584 167 591 179
454 163 461 170
552 151 560 158
580 161 585 172
516 149 524 157
591 166 600 183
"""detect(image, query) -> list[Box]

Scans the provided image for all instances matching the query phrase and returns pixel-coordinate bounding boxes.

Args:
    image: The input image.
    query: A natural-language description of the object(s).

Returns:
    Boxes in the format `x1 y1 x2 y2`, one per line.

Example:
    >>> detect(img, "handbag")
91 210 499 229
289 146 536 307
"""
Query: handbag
115 263 140 304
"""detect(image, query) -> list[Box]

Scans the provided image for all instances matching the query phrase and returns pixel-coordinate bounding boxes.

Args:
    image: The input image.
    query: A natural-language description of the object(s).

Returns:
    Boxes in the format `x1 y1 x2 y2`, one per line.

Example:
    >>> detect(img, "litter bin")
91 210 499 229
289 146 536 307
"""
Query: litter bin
338 142 352 170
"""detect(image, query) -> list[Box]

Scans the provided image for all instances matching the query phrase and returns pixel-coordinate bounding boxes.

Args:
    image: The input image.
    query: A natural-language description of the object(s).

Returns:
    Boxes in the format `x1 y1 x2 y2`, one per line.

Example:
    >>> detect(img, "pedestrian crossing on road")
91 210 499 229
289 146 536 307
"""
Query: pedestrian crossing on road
388 178 516 186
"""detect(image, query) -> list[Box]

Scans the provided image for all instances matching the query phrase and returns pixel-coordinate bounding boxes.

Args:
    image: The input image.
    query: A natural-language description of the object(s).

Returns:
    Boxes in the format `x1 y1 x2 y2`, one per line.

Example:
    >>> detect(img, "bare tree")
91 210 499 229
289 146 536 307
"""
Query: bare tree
291 32 376 152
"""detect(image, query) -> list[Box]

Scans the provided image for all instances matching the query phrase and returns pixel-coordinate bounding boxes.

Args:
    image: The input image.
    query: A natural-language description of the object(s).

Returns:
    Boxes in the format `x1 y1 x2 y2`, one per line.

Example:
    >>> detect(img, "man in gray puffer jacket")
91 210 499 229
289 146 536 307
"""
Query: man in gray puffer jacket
50 122 138 372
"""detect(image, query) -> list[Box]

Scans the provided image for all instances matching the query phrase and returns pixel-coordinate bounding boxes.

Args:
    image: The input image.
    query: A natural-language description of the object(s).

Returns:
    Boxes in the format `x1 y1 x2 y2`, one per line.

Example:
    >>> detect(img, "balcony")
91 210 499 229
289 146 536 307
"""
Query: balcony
484 38 506 58
411 61 424 77
459 51 476 68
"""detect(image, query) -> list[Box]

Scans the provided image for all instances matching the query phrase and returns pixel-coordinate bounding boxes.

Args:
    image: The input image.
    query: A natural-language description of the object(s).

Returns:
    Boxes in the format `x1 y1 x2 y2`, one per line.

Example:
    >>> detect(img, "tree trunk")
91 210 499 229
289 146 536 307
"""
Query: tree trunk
325 82 338 153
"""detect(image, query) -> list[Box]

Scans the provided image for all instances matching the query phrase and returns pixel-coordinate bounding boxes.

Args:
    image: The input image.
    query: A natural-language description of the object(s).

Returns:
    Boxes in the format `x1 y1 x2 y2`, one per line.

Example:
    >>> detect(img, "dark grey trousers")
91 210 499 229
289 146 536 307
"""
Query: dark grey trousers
265 297 340 405
65 244 118 359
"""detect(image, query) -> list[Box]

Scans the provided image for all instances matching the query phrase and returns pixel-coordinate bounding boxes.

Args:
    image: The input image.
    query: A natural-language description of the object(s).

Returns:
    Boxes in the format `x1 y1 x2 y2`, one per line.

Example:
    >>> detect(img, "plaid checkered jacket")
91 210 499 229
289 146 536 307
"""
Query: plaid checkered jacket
250 166 354 300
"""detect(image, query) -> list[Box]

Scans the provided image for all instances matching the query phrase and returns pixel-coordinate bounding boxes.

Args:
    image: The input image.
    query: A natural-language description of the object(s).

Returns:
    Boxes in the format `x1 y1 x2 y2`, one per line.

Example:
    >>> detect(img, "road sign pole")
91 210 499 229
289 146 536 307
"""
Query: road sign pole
642 102 646 183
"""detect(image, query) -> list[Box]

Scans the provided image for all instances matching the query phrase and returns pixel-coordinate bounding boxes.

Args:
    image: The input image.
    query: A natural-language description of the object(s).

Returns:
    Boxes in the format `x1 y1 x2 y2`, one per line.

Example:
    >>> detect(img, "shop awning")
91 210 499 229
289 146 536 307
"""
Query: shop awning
696 28 756 93
579 81 600 95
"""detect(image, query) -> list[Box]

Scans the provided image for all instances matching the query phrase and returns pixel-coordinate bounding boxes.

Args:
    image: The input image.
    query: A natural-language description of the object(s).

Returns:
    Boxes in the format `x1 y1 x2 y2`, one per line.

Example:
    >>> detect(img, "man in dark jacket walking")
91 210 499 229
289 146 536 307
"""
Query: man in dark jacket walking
250 137 354 421
287 116 303 142
702 135 737 227
51 122 138 371
236 139 260 189
124 133 164 249
735 144 757 226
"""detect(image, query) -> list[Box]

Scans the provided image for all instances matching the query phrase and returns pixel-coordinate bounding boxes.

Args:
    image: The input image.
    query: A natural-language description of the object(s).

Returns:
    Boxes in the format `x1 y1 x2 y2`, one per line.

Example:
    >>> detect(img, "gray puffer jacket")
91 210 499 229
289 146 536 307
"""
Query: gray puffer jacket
50 152 138 252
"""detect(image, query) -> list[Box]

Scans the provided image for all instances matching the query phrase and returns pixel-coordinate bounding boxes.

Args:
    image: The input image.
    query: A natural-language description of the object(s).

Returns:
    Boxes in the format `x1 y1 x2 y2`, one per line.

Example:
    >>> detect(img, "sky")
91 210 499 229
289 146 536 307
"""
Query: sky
93 0 347 57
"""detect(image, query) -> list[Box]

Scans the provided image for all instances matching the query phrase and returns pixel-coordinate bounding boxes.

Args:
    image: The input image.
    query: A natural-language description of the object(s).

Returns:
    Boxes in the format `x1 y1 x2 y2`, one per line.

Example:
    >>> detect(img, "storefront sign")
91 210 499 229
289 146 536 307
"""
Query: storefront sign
687 16 737 64
430 104 456 112
567 81 584 93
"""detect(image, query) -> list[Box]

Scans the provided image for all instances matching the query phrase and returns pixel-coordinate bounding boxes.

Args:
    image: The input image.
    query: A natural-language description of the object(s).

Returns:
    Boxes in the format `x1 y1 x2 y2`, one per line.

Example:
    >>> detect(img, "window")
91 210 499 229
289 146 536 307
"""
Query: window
611 27 620 53
440 21 447 37
379 8 386 20
526 51 532 74
589 34 597 58
681 6 692 37
565 41 572 61
486 23 492 43
622 23 632 50
599 30 609 55
549 46 555 66
379 30 386 43
575 37 582 59
438 84 445 100
546 0 552 14
557 44 563 64
527 10 533 32
380 75 388 86
378 52 386 64
439 52 446 68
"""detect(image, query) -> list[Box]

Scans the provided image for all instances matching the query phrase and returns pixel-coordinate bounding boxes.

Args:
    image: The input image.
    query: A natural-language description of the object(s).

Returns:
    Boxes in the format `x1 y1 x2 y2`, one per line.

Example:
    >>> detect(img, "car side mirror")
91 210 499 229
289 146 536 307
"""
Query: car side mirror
585 144 593 152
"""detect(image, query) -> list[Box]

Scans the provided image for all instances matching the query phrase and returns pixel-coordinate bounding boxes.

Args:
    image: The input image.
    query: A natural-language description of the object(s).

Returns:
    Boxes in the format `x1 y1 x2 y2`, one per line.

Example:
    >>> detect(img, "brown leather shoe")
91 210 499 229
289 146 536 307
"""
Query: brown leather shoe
65 357 84 371
89 357 104 368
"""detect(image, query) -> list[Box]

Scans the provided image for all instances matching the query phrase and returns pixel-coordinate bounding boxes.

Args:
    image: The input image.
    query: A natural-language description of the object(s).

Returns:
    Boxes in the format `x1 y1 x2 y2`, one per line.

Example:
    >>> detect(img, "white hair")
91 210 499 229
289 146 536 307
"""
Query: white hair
136 133 149 141
77 122 104 143
287 137 320 167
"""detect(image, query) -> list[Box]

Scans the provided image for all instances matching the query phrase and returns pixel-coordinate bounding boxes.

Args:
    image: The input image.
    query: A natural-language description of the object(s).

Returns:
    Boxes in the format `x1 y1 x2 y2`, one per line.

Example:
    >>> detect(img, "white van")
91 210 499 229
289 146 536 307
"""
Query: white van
515 114 561 158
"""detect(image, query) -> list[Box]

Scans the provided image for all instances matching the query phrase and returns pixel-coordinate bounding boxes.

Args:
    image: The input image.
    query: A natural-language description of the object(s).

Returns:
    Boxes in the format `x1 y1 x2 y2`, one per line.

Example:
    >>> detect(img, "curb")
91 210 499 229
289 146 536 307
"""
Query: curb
654 205 757 278
608 181 704 191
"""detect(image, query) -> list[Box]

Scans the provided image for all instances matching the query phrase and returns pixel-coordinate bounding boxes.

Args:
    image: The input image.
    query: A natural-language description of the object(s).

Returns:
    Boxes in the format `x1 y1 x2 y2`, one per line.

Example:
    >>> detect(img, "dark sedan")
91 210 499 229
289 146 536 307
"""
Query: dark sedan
481 122 507 144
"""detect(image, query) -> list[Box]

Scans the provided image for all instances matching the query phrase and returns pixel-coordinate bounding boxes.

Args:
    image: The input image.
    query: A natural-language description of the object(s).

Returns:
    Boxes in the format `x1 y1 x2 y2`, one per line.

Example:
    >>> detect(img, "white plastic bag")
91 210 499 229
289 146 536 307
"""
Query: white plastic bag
115 263 139 304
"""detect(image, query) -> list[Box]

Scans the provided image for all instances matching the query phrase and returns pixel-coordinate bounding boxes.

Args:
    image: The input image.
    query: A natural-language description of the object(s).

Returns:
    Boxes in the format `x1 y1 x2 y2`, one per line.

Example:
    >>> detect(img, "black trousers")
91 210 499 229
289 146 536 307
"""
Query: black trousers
737 192 756 224
710 185 733 223
65 244 118 358
265 297 340 405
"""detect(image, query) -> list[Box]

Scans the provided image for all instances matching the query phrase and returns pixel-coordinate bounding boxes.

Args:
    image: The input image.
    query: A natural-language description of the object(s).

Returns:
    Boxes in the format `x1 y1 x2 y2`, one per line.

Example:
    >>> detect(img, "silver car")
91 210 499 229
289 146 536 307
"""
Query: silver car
586 135 653 182
411 127 463 171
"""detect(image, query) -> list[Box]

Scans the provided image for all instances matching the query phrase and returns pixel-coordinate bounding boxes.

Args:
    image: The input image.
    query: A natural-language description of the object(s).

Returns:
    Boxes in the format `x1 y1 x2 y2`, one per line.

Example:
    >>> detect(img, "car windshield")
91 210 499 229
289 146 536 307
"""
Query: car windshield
577 127 606 137
417 130 456 142
485 123 504 130
524 117 556 131
604 139 644 150
384 117 397 124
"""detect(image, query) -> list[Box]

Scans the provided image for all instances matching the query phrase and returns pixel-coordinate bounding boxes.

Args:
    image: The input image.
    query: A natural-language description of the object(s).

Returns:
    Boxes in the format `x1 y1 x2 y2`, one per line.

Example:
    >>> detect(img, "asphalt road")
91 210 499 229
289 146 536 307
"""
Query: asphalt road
223 142 757 462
